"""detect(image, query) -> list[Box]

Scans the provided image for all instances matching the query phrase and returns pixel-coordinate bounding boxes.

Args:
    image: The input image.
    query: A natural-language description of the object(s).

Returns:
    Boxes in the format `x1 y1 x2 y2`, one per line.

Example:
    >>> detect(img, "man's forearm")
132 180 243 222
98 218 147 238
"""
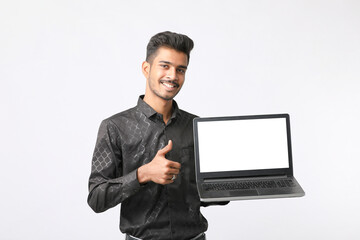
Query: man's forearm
88 169 141 213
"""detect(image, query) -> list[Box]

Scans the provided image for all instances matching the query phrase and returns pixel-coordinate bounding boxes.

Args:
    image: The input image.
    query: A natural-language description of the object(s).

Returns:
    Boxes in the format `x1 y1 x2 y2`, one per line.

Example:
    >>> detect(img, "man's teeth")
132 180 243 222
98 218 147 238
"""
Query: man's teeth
163 83 175 88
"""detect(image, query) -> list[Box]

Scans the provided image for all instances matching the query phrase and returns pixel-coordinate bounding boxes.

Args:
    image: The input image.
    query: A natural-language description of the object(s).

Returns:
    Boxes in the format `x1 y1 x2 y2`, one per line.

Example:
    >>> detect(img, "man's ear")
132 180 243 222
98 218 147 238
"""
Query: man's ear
142 61 150 78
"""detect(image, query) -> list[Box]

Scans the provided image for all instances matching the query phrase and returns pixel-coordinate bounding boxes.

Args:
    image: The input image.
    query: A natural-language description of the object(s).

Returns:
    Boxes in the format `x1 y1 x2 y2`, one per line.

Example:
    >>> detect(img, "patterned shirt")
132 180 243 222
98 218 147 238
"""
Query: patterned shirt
87 96 208 239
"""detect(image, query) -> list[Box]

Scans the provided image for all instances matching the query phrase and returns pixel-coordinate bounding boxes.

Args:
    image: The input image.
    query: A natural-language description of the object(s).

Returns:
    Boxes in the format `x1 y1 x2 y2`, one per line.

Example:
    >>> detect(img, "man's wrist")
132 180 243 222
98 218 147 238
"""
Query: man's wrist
137 165 149 184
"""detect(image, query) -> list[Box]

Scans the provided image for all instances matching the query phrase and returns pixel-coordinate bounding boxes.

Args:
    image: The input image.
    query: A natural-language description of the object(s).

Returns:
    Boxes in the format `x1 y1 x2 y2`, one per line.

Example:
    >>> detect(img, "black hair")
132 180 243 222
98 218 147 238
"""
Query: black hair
146 31 194 64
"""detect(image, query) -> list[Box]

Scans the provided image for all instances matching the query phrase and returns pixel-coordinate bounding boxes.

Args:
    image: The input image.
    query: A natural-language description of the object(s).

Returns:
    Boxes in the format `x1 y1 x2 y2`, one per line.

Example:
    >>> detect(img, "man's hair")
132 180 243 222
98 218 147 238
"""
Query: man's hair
146 31 194 64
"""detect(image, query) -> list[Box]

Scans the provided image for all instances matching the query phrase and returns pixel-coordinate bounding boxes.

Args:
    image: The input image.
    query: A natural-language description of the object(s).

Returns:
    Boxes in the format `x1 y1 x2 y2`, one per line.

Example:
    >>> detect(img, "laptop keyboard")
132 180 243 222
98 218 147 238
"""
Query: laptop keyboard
202 179 296 191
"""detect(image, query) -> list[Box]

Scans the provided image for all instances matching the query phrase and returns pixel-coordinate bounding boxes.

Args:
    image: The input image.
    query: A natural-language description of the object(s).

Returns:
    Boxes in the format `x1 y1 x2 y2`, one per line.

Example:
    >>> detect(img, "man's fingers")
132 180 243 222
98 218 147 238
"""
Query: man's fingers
158 140 173 155
168 174 176 181
166 167 180 175
148 140 182 185
167 160 181 170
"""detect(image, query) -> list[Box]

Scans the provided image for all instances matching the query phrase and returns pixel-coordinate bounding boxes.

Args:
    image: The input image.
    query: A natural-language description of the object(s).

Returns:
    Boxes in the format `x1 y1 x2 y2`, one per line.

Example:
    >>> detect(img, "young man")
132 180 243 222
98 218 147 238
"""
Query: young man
88 31 224 240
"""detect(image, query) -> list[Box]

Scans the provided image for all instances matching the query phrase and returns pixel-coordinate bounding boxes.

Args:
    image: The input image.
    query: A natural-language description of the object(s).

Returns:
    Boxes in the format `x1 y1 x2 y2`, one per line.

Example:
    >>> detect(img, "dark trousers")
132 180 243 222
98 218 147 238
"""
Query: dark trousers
125 232 206 240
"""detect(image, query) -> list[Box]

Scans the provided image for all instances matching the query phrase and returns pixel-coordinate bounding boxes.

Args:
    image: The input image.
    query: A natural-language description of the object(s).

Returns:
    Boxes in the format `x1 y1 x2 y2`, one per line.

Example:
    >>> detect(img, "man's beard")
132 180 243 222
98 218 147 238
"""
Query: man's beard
149 78 181 101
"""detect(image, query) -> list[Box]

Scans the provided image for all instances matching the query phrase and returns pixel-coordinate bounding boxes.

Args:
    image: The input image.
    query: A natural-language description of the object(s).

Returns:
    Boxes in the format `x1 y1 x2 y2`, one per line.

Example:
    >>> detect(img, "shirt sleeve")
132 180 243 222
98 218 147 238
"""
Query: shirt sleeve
200 201 230 207
87 119 142 213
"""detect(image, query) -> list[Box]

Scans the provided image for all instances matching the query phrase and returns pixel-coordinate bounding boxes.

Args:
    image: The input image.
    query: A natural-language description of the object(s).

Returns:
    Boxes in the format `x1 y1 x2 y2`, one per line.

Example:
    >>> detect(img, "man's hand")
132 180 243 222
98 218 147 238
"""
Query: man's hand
137 140 181 185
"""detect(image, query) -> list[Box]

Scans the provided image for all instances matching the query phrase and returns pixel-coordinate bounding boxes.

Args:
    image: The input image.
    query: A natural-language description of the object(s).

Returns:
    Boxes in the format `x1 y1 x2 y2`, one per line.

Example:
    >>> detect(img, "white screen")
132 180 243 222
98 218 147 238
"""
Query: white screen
197 118 289 173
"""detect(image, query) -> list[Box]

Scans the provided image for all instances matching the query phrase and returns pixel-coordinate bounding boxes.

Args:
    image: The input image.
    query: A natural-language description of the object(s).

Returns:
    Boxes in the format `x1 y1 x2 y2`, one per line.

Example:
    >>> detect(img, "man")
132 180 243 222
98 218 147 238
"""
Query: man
88 31 225 240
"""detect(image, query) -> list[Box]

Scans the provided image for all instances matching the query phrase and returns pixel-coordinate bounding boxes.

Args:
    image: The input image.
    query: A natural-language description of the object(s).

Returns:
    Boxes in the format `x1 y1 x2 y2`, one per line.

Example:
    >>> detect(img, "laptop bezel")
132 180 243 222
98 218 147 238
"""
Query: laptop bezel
193 114 294 181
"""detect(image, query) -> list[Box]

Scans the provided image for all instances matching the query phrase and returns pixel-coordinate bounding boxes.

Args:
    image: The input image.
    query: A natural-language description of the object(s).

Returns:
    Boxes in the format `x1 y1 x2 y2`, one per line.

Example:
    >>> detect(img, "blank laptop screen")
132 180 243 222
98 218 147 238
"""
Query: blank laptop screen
197 117 289 173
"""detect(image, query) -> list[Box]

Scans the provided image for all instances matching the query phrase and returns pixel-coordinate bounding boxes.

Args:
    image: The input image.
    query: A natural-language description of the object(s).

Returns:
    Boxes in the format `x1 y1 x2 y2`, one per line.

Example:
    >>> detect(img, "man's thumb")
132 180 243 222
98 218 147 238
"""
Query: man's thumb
159 140 173 155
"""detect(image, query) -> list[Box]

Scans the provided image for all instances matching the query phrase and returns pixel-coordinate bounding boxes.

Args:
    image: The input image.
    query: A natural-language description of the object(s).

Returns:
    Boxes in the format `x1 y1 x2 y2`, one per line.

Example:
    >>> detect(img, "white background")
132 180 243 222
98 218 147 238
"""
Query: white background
1 0 359 239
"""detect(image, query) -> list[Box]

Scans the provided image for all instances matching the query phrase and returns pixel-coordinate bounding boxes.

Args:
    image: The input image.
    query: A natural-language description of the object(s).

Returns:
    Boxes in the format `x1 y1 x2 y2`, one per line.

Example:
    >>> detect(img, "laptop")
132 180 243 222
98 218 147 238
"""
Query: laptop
193 113 305 202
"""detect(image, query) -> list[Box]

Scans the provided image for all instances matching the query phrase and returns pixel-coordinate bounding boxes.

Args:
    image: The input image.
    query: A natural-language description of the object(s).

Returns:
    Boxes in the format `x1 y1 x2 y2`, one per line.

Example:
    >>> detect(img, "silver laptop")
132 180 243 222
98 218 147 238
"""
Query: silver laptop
193 114 305 202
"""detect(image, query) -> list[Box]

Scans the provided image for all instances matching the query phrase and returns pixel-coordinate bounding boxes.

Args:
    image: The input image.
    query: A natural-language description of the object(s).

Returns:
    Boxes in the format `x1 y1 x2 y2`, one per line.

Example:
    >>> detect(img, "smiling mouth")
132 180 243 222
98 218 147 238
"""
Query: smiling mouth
160 80 179 89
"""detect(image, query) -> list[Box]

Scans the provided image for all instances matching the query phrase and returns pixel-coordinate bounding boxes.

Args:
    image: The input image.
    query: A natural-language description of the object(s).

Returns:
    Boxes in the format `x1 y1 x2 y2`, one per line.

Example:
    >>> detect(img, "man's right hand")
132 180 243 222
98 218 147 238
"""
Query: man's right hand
137 140 181 185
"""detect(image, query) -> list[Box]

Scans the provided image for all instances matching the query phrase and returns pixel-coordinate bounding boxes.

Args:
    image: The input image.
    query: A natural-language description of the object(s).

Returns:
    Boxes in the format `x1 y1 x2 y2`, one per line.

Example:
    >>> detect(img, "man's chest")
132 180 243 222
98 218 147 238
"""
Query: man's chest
118 117 194 171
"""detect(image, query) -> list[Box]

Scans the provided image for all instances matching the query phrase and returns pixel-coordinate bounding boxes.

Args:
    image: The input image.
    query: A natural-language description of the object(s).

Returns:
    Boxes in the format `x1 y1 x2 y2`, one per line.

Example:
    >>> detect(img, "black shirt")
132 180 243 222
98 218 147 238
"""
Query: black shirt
87 96 208 240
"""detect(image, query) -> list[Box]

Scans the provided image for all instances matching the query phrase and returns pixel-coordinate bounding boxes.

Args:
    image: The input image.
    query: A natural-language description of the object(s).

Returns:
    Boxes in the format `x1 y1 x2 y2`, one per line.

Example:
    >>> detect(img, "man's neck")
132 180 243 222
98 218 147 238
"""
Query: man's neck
143 95 173 124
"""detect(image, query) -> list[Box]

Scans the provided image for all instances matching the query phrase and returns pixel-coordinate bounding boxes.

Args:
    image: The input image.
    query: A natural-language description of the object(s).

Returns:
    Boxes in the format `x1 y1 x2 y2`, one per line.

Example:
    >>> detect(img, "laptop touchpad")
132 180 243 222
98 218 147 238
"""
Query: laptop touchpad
228 190 259 196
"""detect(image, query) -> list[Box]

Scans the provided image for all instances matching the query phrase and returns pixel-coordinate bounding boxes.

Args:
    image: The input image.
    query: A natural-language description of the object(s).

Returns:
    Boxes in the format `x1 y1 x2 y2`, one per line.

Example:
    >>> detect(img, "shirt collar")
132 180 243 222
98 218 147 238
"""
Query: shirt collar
137 95 181 120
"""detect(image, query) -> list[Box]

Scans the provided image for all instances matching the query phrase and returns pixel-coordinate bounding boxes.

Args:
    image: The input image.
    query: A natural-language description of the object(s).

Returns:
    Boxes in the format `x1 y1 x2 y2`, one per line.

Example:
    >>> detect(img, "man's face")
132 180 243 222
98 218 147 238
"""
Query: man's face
143 47 188 101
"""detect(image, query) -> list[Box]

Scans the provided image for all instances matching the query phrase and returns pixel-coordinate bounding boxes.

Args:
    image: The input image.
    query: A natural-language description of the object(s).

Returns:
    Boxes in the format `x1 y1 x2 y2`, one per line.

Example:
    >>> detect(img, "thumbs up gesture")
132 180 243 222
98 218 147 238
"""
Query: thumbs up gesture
137 140 181 185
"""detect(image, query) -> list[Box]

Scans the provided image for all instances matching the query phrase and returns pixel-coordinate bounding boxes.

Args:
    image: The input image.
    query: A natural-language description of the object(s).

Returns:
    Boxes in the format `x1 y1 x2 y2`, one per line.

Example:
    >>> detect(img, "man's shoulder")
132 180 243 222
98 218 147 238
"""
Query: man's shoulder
178 108 198 121
102 106 139 126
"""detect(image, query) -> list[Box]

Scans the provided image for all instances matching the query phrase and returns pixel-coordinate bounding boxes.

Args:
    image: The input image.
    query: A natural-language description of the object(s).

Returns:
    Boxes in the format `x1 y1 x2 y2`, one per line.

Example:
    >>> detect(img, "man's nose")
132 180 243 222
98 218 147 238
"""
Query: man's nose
166 67 178 80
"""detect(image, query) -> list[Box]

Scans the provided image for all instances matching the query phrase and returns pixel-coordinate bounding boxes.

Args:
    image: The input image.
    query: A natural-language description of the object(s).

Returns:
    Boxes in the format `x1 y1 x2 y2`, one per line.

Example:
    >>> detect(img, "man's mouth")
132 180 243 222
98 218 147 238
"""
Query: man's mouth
160 80 179 89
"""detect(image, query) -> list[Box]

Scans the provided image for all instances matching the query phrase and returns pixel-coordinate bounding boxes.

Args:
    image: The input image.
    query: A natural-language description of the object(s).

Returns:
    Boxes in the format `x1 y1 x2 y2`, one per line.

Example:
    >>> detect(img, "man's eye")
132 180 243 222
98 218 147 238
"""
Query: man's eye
177 69 185 74
160 65 169 68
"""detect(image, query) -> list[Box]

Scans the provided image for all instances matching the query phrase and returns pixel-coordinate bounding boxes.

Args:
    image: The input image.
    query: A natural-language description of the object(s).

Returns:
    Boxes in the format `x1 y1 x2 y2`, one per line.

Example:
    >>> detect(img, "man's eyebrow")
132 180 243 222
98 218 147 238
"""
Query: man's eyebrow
159 61 188 69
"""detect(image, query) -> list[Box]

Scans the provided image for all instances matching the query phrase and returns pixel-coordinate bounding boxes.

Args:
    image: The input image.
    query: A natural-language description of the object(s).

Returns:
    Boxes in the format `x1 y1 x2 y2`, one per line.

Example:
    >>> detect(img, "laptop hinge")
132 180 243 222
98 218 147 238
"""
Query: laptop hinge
203 175 289 183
